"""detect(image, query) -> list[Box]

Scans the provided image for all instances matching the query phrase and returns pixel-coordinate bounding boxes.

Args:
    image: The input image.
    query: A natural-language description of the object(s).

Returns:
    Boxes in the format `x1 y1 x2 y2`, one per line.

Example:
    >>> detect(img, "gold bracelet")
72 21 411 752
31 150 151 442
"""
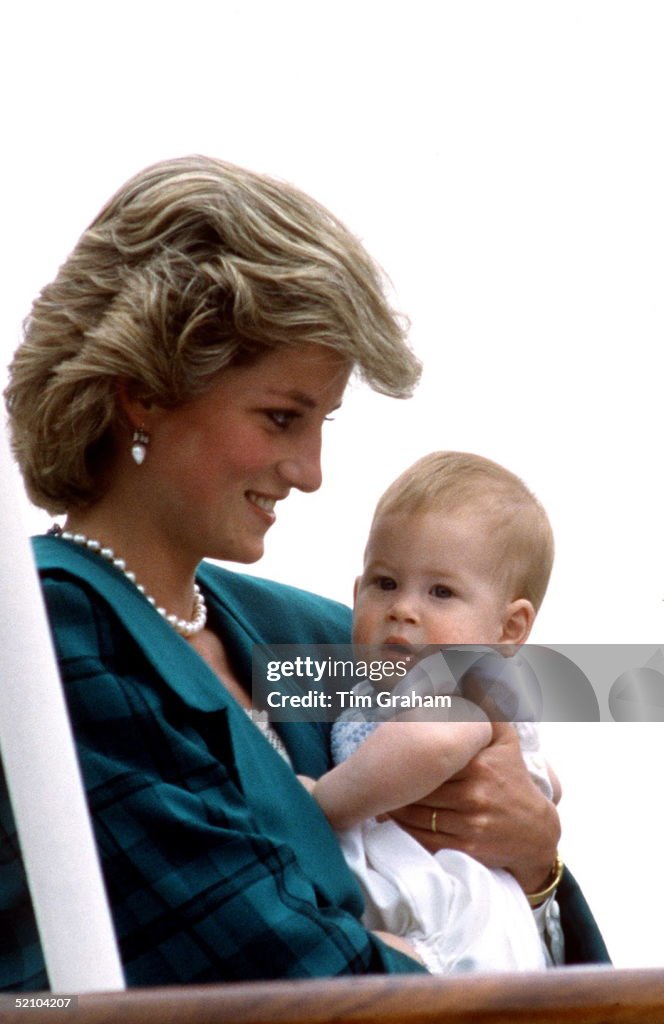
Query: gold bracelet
526 853 564 907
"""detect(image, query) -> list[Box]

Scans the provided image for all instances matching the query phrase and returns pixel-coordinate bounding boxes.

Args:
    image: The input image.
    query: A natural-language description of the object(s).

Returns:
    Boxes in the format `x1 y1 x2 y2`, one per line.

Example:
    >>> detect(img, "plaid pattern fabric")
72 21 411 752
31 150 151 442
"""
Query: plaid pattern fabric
0 539 424 990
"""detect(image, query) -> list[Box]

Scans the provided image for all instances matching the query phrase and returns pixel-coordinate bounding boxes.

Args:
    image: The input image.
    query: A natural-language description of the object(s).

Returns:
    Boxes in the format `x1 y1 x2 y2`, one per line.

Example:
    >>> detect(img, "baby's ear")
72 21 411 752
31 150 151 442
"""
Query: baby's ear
499 598 535 647
352 576 361 606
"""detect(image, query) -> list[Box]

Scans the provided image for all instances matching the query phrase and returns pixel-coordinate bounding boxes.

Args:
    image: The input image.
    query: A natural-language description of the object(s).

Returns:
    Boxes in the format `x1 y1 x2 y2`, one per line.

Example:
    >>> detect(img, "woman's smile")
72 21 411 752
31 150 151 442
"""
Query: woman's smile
246 491 279 519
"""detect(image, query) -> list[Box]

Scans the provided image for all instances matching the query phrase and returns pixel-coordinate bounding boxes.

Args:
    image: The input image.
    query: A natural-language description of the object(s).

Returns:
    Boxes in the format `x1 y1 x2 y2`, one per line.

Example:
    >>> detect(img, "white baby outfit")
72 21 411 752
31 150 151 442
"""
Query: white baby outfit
331 651 564 974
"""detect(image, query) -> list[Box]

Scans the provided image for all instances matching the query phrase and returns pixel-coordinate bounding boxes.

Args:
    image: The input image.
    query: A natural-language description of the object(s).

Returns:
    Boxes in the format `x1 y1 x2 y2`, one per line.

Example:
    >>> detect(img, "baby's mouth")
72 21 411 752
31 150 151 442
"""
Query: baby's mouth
378 638 418 664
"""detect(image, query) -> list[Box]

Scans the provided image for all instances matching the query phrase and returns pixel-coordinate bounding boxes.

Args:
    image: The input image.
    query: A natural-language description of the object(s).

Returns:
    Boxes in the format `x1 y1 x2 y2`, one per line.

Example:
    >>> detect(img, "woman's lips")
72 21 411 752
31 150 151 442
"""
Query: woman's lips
246 490 278 522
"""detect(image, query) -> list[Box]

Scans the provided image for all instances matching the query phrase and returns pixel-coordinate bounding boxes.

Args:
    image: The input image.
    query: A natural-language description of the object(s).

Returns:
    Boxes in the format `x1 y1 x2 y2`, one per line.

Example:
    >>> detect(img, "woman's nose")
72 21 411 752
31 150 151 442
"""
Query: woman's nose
277 439 323 493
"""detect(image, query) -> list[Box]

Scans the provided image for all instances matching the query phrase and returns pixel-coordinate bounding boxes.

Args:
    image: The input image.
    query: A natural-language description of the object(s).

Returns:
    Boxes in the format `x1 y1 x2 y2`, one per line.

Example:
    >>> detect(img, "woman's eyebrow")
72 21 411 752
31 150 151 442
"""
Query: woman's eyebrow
266 388 317 408
266 388 343 412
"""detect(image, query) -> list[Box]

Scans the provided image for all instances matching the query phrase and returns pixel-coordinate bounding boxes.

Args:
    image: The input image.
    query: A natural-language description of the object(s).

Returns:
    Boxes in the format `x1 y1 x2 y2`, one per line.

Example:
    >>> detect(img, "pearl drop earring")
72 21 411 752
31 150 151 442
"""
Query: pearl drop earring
130 427 150 466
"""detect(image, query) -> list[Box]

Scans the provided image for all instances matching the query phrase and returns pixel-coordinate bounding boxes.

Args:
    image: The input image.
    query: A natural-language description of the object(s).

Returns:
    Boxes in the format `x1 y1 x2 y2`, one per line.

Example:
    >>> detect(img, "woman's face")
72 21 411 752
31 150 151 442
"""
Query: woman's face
137 344 352 565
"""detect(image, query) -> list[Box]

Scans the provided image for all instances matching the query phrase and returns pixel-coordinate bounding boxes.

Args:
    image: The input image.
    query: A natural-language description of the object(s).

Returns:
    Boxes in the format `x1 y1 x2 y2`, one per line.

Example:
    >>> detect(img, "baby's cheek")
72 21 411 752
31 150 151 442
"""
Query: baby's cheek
351 604 376 644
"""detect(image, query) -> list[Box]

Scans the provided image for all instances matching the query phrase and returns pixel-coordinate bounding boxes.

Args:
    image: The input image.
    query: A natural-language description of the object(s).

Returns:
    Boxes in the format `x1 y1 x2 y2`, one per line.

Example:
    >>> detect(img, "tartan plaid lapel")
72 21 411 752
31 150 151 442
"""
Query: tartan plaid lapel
33 535 229 714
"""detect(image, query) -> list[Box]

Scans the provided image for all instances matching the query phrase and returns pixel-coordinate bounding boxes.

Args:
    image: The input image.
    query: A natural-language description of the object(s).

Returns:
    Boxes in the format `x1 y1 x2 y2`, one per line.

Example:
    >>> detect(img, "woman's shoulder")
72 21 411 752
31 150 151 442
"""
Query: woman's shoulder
197 562 353 643
37 565 118 668
31 537 353 646
32 536 147 663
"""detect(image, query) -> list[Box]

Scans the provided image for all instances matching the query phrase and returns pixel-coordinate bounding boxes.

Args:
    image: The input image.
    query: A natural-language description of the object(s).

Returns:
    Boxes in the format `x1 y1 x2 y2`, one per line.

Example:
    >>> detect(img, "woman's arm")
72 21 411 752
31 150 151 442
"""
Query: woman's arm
388 721 561 893
311 703 492 831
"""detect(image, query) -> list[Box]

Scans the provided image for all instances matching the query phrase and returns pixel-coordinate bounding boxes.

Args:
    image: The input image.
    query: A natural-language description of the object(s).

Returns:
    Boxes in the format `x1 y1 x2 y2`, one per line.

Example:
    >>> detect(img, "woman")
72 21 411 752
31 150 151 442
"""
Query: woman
1 157 607 989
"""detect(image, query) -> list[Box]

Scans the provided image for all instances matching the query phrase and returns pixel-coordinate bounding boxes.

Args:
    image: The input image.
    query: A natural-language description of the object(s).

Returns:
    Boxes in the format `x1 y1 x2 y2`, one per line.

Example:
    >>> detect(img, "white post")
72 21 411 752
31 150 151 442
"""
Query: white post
0 422 124 993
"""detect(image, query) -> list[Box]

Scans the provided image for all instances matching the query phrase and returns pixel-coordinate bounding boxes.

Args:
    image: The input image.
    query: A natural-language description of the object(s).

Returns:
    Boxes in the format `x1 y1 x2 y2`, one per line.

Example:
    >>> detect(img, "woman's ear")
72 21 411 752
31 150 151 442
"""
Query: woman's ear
499 598 535 647
115 378 153 430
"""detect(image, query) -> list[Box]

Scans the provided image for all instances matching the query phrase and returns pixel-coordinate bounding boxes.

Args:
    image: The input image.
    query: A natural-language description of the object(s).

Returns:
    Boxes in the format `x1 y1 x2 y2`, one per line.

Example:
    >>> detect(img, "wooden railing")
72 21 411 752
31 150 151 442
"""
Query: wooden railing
3 967 664 1024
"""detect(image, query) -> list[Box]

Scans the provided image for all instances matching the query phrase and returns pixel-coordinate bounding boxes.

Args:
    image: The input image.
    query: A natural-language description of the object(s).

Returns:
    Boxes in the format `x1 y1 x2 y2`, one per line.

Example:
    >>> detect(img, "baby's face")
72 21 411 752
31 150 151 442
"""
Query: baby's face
352 509 511 656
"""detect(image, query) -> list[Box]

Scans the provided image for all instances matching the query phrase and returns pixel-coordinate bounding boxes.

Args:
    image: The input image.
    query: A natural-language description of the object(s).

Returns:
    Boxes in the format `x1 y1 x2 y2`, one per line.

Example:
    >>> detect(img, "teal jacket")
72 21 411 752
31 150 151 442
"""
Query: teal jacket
0 536 424 990
1 536 608 990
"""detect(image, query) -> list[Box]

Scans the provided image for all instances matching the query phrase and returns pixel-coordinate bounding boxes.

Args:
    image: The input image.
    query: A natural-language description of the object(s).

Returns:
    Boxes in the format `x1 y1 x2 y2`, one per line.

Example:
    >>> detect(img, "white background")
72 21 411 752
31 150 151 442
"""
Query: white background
3 0 663 969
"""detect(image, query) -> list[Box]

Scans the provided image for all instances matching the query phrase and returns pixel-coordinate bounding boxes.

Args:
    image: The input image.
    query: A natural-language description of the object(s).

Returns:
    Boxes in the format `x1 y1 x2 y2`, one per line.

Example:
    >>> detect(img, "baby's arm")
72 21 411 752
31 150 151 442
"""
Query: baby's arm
312 701 492 831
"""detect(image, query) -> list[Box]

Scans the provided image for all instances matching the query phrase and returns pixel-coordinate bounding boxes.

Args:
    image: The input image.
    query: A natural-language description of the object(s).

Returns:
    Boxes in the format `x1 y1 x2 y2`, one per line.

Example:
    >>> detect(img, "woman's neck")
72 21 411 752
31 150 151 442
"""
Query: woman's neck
63 502 200 623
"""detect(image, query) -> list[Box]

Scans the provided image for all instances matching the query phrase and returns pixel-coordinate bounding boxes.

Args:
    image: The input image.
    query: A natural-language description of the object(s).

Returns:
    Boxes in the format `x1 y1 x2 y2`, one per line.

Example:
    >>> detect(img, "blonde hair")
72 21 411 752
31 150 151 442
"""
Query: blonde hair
371 451 554 610
5 155 420 512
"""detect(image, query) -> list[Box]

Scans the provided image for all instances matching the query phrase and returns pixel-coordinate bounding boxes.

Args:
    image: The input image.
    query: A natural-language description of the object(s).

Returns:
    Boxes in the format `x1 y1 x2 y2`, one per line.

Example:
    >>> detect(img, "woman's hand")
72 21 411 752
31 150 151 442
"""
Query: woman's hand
388 721 561 893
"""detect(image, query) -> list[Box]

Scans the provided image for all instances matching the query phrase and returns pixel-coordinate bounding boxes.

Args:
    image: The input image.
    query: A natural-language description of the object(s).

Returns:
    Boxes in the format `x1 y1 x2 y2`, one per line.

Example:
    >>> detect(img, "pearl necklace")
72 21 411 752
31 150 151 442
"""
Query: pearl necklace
50 527 207 638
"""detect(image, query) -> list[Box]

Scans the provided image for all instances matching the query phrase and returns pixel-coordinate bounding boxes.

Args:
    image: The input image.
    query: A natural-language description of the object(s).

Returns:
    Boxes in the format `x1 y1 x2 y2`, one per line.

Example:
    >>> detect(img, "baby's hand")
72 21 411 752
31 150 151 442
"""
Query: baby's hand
296 774 316 795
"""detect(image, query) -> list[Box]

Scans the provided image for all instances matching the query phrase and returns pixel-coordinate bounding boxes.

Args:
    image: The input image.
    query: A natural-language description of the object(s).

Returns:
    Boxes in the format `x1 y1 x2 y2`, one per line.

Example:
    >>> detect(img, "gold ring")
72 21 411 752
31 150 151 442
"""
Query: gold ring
430 810 438 834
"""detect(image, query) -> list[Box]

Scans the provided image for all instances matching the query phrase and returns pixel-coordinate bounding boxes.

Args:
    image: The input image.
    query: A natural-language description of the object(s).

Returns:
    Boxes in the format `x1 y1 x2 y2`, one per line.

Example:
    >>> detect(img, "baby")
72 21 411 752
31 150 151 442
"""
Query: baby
308 451 563 973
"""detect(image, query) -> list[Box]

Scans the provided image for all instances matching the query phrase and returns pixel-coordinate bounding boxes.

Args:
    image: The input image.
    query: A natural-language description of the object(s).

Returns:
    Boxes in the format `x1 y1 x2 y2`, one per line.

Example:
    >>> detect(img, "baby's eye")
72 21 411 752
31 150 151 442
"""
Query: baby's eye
266 410 299 429
374 576 397 591
430 584 453 599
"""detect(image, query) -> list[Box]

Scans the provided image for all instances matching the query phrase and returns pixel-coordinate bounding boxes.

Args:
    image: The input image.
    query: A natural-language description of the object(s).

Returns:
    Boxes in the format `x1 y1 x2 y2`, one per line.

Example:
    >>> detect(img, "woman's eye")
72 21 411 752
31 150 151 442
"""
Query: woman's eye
267 410 298 429
431 584 453 599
